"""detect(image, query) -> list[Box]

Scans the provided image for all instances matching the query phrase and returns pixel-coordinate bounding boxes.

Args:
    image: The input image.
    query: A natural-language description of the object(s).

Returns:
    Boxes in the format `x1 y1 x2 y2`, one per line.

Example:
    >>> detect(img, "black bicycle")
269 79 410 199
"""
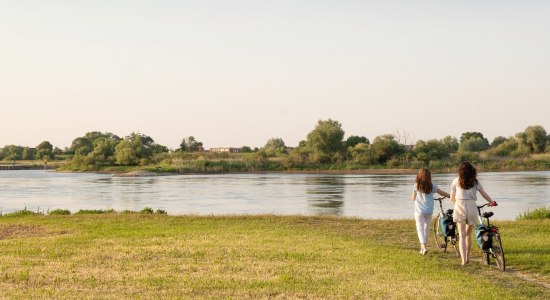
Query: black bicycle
475 202 505 271
432 197 459 256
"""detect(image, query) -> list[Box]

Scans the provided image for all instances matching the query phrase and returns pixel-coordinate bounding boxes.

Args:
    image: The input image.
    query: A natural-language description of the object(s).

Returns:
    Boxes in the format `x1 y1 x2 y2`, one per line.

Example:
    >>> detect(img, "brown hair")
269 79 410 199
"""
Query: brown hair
415 168 433 194
458 161 478 189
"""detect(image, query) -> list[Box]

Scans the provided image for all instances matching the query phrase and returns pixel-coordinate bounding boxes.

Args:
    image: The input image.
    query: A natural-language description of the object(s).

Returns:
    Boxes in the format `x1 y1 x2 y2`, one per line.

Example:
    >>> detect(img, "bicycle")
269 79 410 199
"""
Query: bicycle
475 202 506 271
432 197 459 256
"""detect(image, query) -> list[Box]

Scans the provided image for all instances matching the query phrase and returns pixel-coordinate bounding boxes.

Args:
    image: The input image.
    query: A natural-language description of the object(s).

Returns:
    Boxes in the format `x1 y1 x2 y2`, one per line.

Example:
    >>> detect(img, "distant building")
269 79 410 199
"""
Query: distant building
210 147 241 153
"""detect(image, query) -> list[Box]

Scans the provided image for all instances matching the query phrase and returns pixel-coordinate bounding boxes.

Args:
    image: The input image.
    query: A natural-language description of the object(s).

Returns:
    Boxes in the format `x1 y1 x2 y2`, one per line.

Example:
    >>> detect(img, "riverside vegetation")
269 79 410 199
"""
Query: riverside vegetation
1 120 549 173
0 210 548 299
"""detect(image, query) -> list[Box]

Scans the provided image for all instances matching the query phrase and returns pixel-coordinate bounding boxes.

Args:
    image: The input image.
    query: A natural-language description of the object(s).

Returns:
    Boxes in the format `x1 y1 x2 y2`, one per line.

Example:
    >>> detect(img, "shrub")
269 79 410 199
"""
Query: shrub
516 207 550 220
140 207 154 214
75 209 116 215
48 209 71 215
3 208 43 217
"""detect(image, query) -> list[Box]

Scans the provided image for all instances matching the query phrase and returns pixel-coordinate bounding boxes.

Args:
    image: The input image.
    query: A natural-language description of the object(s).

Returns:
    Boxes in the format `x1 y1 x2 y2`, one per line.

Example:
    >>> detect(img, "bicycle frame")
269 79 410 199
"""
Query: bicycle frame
435 197 456 237
476 203 506 270
433 197 459 255
477 203 500 236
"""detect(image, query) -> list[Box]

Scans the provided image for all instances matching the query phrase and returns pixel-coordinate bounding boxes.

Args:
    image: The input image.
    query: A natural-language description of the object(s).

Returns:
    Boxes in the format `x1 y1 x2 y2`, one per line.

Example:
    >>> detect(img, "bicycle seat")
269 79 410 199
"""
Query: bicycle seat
482 212 494 218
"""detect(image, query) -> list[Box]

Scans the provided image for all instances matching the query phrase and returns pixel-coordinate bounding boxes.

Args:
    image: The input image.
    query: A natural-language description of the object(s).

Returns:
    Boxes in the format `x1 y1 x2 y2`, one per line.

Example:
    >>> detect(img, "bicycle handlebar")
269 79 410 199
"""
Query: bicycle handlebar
434 196 448 201
477 201 497 209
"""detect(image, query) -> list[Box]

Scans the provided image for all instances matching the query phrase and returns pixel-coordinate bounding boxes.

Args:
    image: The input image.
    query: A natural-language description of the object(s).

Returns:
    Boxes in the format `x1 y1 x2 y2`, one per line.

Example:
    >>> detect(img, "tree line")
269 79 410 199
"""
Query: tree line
1 120 549 171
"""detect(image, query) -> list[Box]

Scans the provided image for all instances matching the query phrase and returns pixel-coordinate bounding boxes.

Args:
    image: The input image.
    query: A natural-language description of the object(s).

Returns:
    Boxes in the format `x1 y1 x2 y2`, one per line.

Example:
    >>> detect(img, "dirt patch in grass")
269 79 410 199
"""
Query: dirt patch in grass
0 224 66 240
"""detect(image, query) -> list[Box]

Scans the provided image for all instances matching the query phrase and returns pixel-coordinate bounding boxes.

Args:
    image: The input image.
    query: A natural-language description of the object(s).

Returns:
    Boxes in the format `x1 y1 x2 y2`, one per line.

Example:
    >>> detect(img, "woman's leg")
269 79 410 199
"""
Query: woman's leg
465 224 473 263
457 222 469 265
422 214 431 249
415 213 428 250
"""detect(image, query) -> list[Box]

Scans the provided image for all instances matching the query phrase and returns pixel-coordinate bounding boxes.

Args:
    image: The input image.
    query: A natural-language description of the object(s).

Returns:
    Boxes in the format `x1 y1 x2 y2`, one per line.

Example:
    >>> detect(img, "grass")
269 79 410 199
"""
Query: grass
517 207 550 220
0 214 548 299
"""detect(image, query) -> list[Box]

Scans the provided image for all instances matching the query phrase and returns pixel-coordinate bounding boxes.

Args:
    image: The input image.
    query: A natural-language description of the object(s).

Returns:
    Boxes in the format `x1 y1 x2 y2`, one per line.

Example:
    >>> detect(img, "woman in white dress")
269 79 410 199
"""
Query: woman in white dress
450 161 497 266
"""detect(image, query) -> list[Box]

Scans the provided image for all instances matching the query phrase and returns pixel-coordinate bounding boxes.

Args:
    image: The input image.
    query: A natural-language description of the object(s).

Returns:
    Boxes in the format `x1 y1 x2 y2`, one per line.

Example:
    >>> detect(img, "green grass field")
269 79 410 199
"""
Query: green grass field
1 214 548 299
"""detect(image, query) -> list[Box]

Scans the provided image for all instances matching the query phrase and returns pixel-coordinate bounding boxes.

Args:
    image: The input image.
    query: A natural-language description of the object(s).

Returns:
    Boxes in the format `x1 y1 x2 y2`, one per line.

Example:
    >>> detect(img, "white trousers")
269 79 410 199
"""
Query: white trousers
415 213 432 244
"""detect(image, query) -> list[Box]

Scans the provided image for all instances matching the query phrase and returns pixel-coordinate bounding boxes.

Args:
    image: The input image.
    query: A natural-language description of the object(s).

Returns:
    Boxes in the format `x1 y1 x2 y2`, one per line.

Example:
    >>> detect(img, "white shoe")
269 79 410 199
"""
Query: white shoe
420 249 428 255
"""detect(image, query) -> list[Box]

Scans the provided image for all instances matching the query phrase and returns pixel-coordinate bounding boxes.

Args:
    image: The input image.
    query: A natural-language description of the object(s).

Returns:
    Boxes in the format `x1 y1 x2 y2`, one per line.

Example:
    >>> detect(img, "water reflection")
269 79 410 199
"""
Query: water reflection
0 170 548 219
514 175 550 186
305 176 345 215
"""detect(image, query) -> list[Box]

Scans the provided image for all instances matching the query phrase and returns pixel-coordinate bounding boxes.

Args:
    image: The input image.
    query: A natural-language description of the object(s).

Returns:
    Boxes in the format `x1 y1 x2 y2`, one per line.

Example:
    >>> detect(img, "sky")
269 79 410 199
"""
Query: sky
1 1 549 150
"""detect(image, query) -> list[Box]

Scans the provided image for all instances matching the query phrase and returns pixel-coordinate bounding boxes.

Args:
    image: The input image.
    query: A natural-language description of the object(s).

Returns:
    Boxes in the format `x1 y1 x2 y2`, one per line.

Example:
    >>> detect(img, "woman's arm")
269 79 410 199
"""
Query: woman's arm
479 187 494 203
411 191 417 201
436 188 450 198
450 189 456 204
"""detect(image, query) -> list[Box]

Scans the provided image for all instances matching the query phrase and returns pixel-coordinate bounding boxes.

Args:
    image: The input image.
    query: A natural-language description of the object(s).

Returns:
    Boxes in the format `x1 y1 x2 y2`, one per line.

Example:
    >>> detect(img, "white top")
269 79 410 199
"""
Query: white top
413 183 438 214
451 177 482 201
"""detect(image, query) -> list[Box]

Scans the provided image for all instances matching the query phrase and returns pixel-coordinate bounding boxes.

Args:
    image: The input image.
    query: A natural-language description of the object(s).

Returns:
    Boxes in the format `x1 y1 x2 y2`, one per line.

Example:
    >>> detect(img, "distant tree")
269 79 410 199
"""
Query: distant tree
179 138 188 152
491 136 508 148
1 145 23 161
394 130 414 147
344 135 369 149
458 132 489 152
287 144 311 166
441 136 459 153
114 140 139 165
113 132 167 165
263 137 286 157
516 125 547 154
348 143 371 164
306 119 345 163
188 136 203 152
489 138 518 157
126 132 154 158
35 141 54 160
84 131 121 142
86 137 119 165
240 146 253 153
180 136 203 152
460 132 488 144
344 135 369 159
369 134 404 164
459 137 490 152
22 147 35 160
413 139 450 167
70 137 94 156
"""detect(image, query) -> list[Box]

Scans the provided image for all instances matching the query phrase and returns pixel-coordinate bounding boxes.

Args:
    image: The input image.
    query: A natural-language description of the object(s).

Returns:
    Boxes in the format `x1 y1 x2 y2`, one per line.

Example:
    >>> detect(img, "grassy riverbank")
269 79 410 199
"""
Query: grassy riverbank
0 215 548 299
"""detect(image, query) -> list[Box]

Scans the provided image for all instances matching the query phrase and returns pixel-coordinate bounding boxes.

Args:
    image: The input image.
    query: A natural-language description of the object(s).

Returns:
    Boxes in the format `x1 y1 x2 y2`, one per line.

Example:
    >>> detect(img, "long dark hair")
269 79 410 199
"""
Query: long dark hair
458 161 478 189
416 168 433 194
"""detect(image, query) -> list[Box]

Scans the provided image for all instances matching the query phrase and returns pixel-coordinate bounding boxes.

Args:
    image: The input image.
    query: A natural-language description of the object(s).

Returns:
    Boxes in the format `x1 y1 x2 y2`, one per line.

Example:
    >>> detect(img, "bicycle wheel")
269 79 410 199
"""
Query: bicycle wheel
432 217 447 252
493 233 506 271
482 251 491 265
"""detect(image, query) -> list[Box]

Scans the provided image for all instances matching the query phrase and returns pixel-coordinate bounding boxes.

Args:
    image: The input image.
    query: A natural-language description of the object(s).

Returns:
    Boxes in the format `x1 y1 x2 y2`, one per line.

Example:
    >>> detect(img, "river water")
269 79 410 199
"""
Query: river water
0 170 548 220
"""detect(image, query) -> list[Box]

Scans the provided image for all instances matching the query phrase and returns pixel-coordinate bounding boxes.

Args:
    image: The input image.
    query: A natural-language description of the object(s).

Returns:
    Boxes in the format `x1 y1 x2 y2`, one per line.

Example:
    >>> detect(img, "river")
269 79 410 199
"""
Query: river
0 170 548 220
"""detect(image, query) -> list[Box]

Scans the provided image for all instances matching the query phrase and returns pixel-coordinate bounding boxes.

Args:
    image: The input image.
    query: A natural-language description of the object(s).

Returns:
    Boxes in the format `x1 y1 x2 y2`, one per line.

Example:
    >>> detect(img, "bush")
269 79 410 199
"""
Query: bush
48 209 71 215
3 208 43 217
75 209 116 215
140 207 154 214
516 207 550 220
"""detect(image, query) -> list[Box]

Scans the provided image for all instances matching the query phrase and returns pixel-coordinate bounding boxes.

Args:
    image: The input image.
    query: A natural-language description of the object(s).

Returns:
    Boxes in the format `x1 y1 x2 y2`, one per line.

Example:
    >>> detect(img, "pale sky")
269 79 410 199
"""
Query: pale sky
1 1 549 150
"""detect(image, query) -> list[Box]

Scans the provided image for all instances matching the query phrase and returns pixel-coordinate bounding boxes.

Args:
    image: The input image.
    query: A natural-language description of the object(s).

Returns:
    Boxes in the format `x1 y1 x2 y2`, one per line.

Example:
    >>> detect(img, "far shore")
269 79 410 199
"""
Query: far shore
3 165 549 177
109 167 550 177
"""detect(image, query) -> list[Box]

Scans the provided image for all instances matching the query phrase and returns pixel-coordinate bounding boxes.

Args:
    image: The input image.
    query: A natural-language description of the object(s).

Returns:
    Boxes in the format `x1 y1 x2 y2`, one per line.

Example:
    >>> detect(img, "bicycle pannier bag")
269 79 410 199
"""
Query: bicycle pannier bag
475 224 492 250
439 212 456 237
